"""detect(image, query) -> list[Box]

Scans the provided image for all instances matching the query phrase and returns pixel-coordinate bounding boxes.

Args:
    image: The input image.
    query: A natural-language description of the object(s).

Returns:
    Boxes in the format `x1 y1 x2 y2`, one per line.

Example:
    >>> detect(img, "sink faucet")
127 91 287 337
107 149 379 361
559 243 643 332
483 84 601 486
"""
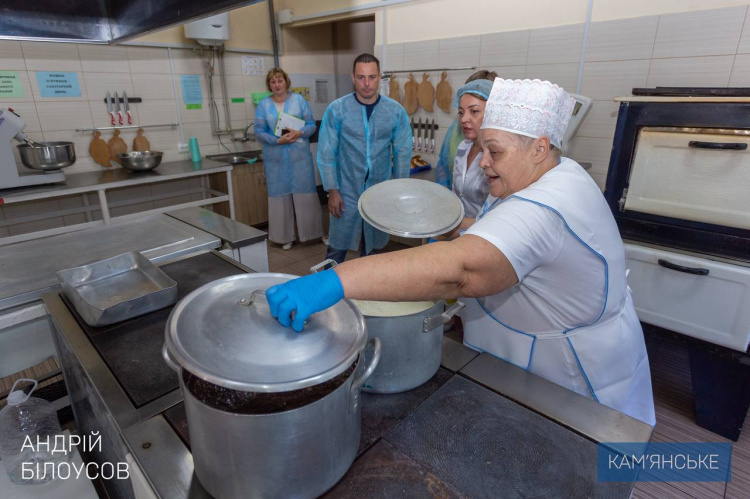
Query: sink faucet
233 121 256 142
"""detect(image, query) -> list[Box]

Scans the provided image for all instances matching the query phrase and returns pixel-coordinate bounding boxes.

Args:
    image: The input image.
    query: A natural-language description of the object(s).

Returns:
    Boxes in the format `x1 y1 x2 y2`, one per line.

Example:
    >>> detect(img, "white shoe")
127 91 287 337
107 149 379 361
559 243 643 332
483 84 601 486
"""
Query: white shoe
322 236 329 246
282 242 293 250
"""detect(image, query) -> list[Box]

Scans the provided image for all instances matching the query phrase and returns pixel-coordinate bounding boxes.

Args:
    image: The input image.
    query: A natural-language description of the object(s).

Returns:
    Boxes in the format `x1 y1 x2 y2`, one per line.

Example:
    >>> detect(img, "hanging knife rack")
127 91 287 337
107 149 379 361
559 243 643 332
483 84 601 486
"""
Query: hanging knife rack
384 66 477 75
412 122 439 131
102 96 143 104
75 123 178 132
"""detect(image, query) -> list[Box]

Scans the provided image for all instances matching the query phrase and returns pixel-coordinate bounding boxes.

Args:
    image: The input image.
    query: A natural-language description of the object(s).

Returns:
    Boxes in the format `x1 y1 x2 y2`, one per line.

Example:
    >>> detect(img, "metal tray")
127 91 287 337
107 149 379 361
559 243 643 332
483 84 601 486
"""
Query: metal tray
57 252 177 327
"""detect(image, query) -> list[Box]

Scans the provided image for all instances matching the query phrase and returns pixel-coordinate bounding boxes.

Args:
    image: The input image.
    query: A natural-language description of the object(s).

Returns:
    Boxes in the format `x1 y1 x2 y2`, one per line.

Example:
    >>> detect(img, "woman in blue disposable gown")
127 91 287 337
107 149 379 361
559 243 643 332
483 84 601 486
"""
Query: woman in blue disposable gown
255 68 324 250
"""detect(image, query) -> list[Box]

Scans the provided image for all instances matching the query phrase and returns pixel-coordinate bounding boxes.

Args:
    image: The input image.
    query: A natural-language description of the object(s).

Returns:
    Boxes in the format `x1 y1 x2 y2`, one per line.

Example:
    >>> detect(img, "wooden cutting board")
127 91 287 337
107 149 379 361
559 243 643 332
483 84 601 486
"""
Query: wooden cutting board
133 128 151 151
417 73 434 112
89 131 112 168
403 73 418 115
108 129 127 164
436 72 452 113
389 77 401 104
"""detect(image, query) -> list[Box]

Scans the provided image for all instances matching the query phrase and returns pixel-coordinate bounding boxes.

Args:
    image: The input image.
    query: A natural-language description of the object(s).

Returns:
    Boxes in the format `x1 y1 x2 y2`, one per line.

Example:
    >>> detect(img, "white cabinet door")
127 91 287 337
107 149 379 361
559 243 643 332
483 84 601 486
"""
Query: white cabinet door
625 243 750 351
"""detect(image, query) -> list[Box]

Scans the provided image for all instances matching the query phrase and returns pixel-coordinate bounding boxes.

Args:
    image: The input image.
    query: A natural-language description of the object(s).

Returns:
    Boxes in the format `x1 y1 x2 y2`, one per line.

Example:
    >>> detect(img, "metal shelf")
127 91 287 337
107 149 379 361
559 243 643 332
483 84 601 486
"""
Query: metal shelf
75 123 178 132
384 66 477 75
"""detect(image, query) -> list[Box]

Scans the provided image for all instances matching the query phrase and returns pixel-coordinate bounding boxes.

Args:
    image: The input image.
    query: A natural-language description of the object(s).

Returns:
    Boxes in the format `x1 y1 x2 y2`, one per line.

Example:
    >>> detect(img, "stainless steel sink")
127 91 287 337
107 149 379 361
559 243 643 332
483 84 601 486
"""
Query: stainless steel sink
205 151 261 165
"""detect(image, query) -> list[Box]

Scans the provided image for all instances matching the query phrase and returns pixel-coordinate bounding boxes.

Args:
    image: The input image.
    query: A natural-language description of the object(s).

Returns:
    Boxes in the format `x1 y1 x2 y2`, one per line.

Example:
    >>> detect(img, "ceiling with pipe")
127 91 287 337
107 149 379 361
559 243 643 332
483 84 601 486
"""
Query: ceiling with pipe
0 0 265 44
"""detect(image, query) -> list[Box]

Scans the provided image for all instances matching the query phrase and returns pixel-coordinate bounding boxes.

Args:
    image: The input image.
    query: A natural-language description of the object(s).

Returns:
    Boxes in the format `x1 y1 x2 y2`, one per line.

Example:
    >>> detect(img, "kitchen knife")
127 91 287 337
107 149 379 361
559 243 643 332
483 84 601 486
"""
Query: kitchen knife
106 91 115 126
430 119 435 154
411 118 415 151
114 92 123 125
123 92 132 125
417 117 423 152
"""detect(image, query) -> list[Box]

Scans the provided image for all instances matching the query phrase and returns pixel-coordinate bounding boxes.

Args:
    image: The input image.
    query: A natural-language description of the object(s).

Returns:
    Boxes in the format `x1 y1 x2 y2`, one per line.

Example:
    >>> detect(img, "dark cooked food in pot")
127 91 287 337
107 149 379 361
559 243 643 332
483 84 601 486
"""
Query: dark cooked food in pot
183 362 357 414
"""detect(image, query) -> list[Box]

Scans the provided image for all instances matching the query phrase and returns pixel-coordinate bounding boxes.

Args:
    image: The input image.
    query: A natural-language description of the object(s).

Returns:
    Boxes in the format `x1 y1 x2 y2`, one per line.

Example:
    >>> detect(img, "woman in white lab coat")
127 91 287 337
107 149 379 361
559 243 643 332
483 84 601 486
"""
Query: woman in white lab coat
265 78 656 426
452 80 492 217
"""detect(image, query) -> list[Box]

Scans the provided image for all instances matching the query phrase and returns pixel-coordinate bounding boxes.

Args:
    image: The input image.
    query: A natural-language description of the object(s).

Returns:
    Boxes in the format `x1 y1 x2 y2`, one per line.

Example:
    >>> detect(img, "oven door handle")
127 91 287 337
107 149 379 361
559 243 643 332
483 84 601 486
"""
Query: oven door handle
658 258 709 276
688 140 747 151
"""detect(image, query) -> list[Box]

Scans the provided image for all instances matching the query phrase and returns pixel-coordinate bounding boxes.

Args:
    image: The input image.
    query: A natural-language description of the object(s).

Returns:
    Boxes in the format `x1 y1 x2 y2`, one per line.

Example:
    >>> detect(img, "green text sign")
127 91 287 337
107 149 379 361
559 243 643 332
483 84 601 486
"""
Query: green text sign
0 71 24 98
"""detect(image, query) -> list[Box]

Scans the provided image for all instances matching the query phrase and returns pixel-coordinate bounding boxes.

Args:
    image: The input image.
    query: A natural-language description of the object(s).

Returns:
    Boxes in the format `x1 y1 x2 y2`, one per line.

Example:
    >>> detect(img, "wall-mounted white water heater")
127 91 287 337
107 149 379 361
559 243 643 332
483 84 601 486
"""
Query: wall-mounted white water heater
184 13 231 46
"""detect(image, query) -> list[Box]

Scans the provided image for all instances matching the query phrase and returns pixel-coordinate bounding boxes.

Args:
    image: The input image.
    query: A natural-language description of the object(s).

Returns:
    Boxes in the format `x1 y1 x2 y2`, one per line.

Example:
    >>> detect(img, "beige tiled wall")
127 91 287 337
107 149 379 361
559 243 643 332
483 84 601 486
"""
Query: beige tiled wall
0 42 271 236
379 3 750 190
0 41 272 174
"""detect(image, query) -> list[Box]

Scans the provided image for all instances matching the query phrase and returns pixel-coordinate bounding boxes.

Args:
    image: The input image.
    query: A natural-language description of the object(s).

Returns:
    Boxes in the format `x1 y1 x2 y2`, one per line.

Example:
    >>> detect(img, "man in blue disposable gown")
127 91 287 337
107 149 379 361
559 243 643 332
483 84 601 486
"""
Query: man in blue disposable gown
317 53 412 263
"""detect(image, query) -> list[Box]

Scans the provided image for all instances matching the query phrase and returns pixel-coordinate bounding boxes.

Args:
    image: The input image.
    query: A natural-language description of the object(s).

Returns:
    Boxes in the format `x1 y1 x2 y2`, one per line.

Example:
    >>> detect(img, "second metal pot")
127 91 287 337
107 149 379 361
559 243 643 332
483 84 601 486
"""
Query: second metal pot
356 300 463 393
312 260 463 394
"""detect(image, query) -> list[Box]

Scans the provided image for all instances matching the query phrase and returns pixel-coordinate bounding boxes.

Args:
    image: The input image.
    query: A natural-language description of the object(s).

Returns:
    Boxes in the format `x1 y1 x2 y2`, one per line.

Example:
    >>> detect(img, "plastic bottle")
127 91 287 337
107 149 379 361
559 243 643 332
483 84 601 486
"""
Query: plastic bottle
188 136 201 162
0 379 67 485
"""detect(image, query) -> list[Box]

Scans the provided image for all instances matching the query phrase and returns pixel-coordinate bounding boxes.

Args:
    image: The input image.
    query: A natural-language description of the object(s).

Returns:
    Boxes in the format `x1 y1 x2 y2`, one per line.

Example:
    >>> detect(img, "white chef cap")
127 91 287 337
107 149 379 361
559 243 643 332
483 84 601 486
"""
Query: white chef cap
481 78 575 148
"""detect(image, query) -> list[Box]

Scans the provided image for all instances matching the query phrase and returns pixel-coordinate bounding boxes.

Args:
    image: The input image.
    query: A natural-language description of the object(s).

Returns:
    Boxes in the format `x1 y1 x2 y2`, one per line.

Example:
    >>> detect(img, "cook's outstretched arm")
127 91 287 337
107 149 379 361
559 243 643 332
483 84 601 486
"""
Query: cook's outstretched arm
266 235 518 331
336 234 518 302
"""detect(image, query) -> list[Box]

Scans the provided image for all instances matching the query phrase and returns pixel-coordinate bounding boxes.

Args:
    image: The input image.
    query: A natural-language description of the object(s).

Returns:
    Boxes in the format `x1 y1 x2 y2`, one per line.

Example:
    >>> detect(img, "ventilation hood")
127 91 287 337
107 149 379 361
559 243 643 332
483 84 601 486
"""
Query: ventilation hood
0 0 263 44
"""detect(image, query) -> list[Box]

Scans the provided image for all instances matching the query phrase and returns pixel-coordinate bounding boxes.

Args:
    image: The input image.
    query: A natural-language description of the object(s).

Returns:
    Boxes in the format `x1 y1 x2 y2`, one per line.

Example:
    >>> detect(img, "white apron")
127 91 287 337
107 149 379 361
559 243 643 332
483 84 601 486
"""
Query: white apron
462 162 656 426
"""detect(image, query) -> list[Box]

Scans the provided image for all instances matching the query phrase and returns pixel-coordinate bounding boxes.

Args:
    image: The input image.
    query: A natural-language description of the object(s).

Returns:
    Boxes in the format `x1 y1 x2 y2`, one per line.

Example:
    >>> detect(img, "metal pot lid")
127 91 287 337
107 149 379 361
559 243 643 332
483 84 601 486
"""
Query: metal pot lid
358 178 465 238
165 273 366 393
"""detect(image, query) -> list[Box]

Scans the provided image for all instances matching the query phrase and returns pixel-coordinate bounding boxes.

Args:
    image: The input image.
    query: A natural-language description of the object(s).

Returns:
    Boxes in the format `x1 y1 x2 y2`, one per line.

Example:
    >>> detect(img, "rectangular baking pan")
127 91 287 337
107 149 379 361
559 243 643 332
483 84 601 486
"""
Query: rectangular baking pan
57 252 178 327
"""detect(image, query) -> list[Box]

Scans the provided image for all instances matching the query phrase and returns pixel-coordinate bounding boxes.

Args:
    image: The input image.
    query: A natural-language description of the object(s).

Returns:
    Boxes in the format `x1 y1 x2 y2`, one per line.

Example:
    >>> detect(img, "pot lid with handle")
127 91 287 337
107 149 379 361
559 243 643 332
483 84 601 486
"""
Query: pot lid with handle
164 273 366 393
358 178 465 238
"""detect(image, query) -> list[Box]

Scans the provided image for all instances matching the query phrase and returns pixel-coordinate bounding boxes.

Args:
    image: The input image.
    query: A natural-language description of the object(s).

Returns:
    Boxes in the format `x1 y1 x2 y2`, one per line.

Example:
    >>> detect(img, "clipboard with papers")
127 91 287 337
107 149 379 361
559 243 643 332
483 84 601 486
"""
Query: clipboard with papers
274 112 306 138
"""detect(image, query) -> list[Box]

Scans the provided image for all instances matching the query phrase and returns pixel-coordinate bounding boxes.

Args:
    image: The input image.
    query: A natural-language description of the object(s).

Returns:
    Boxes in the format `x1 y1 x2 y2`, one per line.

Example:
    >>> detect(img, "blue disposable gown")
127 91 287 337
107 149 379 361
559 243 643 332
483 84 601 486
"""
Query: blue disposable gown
254 92 317 197
434 120 465 189
317 94 412 254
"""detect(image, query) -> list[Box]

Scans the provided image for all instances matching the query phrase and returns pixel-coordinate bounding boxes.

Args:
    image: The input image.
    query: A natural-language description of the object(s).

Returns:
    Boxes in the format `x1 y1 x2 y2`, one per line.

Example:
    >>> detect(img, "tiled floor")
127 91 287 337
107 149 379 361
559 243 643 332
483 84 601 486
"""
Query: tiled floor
634 330 750 499
268 239 750 499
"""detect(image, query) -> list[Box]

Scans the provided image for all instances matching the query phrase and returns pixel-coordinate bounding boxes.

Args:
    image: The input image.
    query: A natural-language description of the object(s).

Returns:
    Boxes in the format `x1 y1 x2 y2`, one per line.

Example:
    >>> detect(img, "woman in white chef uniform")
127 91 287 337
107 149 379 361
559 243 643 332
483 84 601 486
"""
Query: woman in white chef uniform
266 78 656 426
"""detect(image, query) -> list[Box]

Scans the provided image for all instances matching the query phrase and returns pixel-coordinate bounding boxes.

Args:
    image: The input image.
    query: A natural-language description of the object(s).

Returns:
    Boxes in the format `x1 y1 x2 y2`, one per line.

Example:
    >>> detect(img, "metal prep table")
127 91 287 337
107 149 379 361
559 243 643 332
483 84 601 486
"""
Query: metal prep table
0 214 222 379
44 251 653 499
166 207 268 272
0 158 234 246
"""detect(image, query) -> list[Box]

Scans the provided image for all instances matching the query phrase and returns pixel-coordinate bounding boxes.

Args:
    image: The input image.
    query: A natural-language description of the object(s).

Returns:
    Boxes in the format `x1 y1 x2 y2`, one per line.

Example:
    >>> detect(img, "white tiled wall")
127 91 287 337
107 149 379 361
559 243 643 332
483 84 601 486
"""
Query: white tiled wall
0 42 272 175
379 3 750 191
0 42 272 236
574 4 750 188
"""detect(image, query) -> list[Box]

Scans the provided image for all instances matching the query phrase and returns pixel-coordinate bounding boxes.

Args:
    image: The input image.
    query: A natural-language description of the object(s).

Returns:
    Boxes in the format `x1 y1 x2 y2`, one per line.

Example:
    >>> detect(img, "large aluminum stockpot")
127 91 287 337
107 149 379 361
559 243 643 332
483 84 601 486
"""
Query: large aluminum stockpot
312 260 463 394
162 273 380 499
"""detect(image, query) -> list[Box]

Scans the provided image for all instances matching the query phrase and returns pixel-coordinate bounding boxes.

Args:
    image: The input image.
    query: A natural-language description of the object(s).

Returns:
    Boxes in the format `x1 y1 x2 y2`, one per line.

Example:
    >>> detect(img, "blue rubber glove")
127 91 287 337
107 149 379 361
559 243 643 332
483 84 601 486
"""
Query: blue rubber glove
266 269 345 332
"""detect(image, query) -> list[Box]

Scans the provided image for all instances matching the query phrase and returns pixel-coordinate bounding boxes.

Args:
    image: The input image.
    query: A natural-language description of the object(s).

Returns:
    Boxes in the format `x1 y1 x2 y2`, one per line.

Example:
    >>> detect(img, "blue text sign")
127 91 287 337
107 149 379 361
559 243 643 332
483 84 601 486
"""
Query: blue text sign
35 72 81 98
180 75 203 106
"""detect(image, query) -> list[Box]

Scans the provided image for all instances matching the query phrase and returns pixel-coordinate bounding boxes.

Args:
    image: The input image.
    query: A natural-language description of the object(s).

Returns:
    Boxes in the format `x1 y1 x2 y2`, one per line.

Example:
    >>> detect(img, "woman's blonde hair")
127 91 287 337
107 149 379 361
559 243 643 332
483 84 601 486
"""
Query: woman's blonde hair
265 68 291 91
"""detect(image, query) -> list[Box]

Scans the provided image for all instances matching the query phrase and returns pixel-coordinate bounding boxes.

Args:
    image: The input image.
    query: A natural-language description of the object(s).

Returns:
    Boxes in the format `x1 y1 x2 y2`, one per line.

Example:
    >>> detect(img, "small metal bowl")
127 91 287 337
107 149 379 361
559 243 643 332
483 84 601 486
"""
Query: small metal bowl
118 151 164 172
17 141 76 171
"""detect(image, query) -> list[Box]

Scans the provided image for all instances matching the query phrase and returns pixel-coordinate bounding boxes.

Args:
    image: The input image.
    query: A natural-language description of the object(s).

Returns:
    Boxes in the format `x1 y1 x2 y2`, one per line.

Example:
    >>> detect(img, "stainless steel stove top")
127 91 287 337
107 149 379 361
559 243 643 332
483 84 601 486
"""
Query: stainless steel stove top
46 251 653 498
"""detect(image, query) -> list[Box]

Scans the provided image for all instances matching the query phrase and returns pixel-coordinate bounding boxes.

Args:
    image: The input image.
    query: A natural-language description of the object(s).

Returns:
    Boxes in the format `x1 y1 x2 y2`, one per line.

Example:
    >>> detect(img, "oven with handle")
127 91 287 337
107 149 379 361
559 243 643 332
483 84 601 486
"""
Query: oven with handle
604 99 750 262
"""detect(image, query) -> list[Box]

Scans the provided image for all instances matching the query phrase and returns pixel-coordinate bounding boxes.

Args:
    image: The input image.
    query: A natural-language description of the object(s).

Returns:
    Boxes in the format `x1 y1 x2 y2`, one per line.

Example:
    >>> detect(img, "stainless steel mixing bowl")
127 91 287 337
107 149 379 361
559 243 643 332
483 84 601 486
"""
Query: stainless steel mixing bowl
118 151 164 172
17 142 76 170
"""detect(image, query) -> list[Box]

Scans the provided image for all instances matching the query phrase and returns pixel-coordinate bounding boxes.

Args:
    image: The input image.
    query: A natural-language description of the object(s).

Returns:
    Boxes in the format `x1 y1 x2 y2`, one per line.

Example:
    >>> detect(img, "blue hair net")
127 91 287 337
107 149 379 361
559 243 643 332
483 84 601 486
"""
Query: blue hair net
453 79 494 108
